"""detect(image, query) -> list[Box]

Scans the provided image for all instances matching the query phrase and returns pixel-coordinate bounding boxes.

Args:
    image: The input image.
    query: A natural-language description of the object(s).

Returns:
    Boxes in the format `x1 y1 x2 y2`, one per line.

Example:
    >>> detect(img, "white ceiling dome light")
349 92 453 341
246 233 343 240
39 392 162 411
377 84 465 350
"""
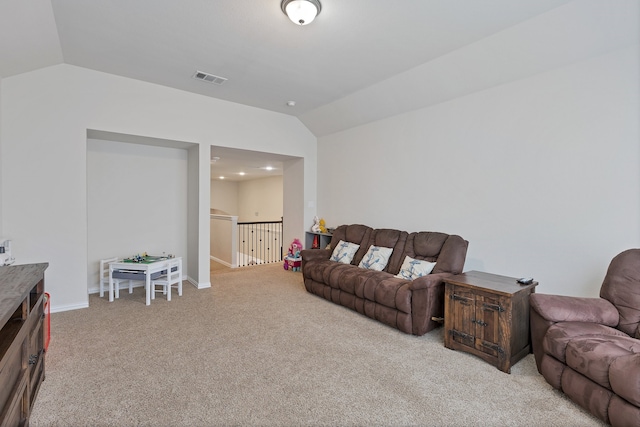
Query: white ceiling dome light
281 0 321 26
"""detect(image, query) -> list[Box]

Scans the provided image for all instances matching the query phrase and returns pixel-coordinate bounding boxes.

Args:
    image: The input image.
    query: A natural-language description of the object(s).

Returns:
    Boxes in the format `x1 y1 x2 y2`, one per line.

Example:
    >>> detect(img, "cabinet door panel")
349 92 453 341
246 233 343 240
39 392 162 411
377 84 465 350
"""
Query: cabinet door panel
474 295 502 356
0 336 26 417
28 319 44 406
0 378 27 427
451 289 475 345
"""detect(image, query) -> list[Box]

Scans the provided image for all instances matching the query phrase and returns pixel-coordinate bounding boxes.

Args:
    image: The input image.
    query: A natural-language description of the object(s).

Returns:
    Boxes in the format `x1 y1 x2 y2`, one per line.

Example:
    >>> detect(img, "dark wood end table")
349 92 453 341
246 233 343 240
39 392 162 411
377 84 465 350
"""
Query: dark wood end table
443 270 538 373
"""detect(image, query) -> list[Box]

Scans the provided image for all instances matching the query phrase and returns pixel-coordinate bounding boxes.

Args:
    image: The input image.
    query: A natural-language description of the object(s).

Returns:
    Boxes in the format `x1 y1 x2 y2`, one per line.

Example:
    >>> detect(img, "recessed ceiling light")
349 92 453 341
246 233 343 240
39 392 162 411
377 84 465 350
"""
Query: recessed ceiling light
286 101 296 107
264 166 274 171
219 176 225 180
239 172 246 176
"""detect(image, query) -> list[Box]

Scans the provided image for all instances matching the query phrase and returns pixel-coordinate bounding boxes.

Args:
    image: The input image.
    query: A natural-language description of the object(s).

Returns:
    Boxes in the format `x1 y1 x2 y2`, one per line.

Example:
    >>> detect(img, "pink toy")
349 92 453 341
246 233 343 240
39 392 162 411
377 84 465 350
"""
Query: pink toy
284 238 303 271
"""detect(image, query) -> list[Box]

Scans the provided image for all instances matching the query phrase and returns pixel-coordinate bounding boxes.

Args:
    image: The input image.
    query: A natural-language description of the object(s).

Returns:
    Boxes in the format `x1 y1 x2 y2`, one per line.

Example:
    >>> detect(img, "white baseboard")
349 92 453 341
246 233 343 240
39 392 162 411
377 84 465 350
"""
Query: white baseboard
50 301 89 314
187 275 211 289
210 255 233 268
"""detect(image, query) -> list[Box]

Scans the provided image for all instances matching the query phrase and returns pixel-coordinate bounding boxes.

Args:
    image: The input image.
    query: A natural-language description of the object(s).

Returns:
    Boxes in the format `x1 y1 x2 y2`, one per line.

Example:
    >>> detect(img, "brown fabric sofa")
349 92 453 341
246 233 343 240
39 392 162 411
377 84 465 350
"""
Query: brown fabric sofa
301 224 468 336
530 249 640 427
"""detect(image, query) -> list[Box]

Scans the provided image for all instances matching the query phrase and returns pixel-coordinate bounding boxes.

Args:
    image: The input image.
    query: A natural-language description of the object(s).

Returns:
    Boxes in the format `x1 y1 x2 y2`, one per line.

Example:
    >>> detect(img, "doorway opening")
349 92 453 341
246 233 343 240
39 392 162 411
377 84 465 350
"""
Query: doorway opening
209 146 302 271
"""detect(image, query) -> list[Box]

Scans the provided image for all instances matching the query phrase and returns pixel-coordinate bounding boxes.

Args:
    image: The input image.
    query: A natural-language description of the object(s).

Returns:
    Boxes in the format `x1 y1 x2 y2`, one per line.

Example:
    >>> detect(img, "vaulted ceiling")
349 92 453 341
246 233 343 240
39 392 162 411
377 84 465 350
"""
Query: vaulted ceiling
1 1 636 180
1 0 587 136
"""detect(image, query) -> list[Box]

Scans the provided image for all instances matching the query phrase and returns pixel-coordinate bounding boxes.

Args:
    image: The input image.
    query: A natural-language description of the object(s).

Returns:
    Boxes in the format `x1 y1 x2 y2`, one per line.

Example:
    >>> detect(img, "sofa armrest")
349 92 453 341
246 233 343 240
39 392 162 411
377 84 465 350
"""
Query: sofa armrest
300 248 331 262
301 248 331 278
408 272 451 291
408 273 451 335
530 294 619 327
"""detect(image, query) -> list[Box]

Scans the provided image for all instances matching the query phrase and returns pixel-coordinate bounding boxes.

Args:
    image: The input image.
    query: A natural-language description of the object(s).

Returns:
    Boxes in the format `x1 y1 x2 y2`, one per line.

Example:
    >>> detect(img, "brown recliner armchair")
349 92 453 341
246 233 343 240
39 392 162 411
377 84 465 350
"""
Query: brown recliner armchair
530 249 640 426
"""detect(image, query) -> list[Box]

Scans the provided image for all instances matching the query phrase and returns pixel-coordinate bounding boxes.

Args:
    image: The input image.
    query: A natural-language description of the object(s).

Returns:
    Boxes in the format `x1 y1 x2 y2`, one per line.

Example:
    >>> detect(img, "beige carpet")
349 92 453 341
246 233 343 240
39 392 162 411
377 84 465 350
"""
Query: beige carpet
30 264 605 427
210 259 232 274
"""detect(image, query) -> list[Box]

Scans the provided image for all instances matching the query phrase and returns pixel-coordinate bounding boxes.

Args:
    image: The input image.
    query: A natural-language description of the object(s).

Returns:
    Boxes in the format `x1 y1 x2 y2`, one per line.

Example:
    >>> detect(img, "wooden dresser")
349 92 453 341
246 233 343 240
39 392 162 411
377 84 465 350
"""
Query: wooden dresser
0 263 48 426
443 270 537 373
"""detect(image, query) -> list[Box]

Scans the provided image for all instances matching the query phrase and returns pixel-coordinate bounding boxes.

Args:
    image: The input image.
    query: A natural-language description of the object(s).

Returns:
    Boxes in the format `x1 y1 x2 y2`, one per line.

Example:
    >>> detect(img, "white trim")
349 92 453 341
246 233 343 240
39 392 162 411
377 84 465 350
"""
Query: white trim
187 275 211 289
210 255 232 268
50 302 89 313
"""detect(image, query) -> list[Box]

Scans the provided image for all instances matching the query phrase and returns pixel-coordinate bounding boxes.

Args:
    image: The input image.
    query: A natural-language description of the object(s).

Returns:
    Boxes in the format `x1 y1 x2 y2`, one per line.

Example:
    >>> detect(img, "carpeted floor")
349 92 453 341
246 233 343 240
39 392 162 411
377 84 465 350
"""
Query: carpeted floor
30 264 605 426
210 259 232 274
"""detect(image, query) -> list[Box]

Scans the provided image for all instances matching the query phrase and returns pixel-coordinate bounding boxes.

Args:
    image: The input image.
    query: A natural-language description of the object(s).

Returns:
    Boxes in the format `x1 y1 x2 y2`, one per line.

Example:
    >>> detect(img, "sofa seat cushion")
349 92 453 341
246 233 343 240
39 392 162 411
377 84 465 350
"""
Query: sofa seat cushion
610 353 640 407
303 259 335 283
564 335 640 392
305 259 358 288
357 273 412 313
325 263 360 288
543 321 630 363
335 266 379 295
375 277 412 314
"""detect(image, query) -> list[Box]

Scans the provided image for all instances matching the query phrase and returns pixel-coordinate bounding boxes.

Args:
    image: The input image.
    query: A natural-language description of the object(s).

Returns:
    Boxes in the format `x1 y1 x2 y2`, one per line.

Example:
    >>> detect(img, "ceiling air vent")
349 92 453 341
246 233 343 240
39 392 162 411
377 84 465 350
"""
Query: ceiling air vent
193 71 227 85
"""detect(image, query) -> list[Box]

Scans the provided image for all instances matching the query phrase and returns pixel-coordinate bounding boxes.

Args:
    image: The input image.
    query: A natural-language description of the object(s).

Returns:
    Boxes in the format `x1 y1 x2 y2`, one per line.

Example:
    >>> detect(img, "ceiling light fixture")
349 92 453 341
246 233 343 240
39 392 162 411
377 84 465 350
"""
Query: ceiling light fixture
281 0 321 26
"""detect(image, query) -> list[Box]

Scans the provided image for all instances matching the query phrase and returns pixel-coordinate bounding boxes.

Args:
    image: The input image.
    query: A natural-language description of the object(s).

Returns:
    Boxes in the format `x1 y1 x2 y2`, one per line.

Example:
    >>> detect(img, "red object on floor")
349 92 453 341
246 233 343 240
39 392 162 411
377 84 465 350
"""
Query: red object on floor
44 292 50 351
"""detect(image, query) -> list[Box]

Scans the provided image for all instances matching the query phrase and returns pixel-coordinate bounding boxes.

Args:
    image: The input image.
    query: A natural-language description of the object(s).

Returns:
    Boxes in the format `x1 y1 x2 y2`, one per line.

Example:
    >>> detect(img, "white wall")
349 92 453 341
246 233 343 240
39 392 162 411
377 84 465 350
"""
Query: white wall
318 46 639 298
194 143 211 286
210 215 236 266
211 176 284 222
0 64 316 312
237 176 283 222
284 158 307 249
86 139 188 292
211 179 239 215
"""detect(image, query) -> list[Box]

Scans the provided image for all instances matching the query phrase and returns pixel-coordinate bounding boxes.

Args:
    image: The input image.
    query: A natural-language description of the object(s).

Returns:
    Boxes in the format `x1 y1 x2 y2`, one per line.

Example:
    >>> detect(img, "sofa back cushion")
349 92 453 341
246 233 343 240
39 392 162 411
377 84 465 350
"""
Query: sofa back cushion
328 225 468 273
363 228 408 274
329 224 373 265
600 249 640 337
404 232 468 275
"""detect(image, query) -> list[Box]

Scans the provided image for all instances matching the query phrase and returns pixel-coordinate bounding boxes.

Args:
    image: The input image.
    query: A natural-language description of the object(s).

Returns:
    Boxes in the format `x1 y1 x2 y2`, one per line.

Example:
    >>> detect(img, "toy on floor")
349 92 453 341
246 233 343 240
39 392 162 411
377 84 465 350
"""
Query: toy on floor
284 238 302 272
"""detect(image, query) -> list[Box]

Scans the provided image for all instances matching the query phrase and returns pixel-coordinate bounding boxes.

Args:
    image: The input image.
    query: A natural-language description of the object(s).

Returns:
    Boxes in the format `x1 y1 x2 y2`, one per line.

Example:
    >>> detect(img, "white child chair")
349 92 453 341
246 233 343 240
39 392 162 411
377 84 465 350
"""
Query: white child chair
99 257 130 298
151 258 182 301
100 257 138 299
